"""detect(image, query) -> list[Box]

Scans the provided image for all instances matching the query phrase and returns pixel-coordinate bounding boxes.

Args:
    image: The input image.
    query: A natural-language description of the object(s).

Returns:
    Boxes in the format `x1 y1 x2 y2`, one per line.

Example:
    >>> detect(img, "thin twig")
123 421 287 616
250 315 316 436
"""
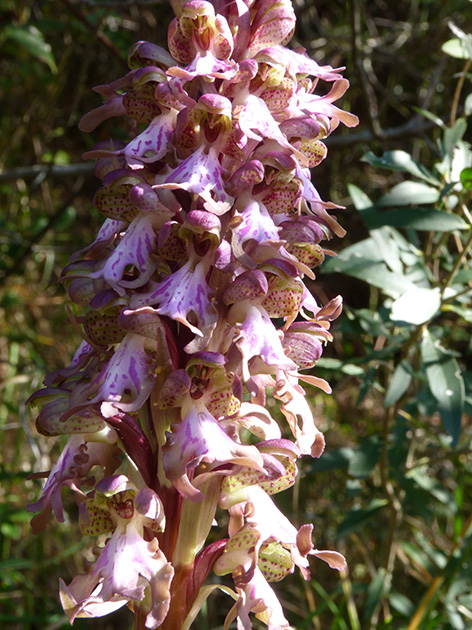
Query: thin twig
60 0 129 68
325 116 437 148
350 0 382 138
450 58 471 127
0 163 94 182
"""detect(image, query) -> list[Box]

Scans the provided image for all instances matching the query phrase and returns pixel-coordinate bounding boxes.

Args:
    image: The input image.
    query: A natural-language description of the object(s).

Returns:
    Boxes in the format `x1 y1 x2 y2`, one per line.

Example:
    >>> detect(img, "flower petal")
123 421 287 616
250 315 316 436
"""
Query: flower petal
163 404 265 501
59 523 173 627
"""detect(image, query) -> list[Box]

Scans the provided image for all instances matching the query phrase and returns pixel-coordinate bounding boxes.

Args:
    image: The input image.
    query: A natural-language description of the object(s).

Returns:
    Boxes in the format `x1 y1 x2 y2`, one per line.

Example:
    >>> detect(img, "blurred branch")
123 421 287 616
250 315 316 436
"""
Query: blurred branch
325 115 437 148
0 112 439 186
350 0 382 137
0 163 94 183
450 58 471 126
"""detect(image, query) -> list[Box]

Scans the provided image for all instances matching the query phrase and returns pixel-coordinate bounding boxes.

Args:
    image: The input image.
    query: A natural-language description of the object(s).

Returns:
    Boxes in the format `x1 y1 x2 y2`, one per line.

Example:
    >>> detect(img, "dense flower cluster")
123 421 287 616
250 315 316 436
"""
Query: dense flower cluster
28 1 358 628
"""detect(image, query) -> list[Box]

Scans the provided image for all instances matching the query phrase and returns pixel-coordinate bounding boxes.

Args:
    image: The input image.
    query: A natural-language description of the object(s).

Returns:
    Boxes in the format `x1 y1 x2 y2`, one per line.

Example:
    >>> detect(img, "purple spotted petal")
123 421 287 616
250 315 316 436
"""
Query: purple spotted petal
128 41 175 70
131 258 217 338
167 51 237 81
124 112 176 167
262 45 344 82
82 112 176 169
247 0 295 55
162 404 265 502
238 95 297 157
231 199 280 261
84 333 157 417
59 524 173 626
228 302 296 381
89 214 158 296
297 79 359 128
157 146 233 215
69 219 126 263
79 93 127 133
43 340 95 386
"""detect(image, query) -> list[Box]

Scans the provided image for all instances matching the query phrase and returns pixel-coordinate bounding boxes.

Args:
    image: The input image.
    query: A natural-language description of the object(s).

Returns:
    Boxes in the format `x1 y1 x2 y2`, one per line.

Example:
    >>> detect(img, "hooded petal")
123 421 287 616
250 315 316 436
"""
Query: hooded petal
89 214 159 296
131 257 217 338
157 146 234 215
228 301 296 381
83 333 157 417
162 404 265 501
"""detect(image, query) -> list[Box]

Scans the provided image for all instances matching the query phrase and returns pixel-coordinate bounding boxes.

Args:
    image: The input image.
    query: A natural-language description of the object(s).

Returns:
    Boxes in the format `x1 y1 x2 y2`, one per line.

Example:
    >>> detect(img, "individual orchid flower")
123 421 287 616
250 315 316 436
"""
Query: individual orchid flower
59 475 173 628
215 445 346 628
28 1 357 628
27 429 121 534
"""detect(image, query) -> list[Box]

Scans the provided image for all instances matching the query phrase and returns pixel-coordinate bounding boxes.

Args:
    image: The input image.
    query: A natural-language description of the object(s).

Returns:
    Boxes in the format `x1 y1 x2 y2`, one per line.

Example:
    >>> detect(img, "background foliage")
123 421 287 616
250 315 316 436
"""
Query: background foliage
0 1 471 629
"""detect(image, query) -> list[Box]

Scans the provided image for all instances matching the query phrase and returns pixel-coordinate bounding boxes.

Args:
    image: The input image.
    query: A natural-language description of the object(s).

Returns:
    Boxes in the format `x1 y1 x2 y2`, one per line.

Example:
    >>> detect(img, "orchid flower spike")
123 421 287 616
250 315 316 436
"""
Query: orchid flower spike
28 1 357 628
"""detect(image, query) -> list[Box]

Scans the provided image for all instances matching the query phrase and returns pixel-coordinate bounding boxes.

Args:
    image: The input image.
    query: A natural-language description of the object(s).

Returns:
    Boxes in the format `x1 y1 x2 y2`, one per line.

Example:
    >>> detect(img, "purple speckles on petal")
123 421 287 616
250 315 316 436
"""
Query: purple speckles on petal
163 404 265 501
157 146 234 215
89 214 159 296
131 257 217 338
85 333 157 417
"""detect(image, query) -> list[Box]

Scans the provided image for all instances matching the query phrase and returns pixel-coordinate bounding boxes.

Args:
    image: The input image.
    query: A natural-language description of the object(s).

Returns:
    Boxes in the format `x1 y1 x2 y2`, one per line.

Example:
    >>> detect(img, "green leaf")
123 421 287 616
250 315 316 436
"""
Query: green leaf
310 447 355 472
366 207 470 231
370 227 403 274
341 260 414 296
356 309 390 336
465 93 472 117
53 206 76 230
390 287 441 325
377 181 440 206
407 466 456 510
362 150 439 185
348 435 383 478
384 360 413 407
442 118 468 160
413 106 445 128
421 331 465 447
324 237 383 264
323 239 415 297
337 499 388 538
315 358 364 375
460 167 472 189
347 183 375 212
3 25 58 73
400 541 436 575
363 568 388 625
442 303 472 324
450 140 472 181
441 37 472 60
389 592 415 618
388 415 410 468
356 365 378 406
